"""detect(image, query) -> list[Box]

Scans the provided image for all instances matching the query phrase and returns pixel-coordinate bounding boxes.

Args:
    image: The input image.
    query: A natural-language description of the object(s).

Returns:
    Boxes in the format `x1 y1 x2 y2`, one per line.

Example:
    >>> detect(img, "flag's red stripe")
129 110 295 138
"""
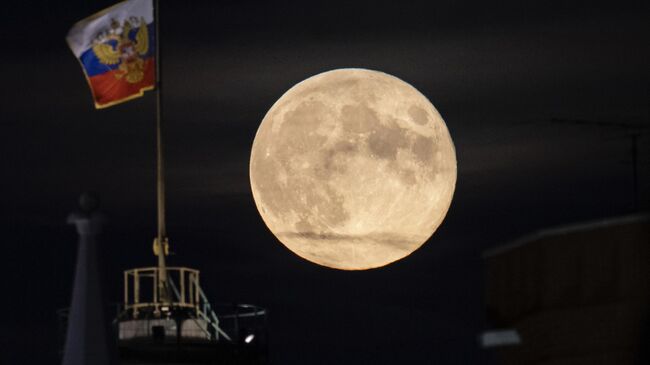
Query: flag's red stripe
88 58 155 106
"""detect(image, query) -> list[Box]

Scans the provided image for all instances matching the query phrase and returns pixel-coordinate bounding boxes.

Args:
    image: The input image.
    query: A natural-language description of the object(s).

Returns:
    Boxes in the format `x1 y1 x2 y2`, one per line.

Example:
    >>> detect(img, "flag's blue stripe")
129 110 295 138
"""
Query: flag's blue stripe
80 23 155 77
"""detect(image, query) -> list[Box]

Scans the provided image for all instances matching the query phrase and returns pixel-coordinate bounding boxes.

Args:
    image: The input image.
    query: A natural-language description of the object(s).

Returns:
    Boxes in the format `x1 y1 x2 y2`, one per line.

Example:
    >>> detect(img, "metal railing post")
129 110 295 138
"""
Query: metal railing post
194 273 199 316
124 271 129 309
134 270 140 305
153 268 158 310
180 269 185 304
190 272 195 306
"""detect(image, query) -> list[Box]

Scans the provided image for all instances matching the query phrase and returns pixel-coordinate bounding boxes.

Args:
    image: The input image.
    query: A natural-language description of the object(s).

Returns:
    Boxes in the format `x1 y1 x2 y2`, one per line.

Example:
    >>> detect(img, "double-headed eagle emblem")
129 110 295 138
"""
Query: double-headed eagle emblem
92 17 149 84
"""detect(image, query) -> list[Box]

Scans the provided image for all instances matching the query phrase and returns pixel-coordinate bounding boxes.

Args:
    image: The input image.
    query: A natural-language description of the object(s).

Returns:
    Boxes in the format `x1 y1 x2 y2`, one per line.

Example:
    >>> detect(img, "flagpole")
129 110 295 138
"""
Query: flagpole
154 0 170 305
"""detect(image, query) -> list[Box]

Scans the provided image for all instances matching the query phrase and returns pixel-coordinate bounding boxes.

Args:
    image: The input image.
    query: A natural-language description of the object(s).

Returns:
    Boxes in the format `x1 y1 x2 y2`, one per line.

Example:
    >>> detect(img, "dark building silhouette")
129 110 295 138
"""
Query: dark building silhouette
483 215 650 365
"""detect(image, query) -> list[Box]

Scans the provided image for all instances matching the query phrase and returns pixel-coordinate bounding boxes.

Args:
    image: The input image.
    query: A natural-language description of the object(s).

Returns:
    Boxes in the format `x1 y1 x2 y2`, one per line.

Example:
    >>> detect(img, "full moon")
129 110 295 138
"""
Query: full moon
250 69 456 270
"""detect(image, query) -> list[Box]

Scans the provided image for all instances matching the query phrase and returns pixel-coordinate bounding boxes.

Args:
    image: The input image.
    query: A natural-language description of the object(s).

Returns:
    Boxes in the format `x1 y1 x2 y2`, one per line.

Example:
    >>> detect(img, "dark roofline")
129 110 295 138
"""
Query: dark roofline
482 213 650 258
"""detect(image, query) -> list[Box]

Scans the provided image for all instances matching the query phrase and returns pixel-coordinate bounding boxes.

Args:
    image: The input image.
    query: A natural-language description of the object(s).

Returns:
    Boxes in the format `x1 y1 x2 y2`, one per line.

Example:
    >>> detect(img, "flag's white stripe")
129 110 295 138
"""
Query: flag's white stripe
66 0 153 58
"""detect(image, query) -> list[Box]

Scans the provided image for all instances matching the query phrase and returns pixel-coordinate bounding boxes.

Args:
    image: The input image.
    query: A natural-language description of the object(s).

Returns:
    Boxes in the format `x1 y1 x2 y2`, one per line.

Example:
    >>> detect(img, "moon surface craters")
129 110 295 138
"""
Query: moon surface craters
250 69 456 270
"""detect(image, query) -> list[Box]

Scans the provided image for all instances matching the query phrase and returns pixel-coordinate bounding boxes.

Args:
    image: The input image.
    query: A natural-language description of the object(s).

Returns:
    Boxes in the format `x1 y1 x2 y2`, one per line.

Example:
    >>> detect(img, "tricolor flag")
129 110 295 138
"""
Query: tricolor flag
66 0 155 108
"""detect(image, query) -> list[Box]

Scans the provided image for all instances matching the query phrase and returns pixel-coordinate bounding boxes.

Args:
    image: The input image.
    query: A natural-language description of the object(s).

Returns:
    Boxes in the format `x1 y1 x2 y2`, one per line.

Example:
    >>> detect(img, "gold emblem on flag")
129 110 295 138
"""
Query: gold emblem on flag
92 17 149 84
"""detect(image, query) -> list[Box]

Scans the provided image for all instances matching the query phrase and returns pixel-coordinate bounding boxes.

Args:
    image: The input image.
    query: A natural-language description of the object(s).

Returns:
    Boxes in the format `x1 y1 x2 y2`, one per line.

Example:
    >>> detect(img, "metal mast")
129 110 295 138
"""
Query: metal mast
154 0 170 306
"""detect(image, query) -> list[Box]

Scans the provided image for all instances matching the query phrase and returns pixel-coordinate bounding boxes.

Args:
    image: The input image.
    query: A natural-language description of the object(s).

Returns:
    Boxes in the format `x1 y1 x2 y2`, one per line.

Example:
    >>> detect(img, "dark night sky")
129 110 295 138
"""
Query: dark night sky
1 1 648 364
